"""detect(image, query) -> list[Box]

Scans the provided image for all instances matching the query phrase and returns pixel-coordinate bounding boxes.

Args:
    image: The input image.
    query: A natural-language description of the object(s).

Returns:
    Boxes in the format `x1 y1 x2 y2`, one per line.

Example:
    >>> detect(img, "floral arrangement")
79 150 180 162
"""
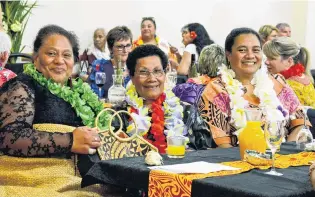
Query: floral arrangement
190 31 197 39
125 83 185 153
23 63 111 129
280 63 305 79
1 1 37 53
219 64 287 134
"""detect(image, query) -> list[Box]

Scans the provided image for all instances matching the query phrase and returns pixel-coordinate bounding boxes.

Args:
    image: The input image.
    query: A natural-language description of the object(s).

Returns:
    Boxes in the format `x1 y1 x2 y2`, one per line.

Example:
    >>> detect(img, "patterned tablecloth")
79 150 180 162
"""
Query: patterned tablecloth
149 152 315 197
81 142 315 197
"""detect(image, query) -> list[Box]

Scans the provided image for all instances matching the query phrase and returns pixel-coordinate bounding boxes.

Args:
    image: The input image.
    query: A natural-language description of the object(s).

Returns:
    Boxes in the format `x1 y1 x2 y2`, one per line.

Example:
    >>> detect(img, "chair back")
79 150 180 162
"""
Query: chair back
6 53 33 75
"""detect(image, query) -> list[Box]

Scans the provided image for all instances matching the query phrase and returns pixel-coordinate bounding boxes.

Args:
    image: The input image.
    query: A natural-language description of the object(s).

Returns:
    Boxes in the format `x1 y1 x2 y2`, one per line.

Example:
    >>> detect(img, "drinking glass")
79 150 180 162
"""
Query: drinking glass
167 135 186 158
296 107 313 149
95 72 106 99
165 67 177 89
264 120 285 176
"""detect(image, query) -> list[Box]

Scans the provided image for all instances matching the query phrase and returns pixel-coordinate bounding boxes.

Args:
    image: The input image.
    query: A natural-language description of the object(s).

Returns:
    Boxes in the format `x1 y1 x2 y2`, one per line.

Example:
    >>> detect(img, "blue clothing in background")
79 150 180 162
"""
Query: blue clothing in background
89 59 114 98
124 75 131 87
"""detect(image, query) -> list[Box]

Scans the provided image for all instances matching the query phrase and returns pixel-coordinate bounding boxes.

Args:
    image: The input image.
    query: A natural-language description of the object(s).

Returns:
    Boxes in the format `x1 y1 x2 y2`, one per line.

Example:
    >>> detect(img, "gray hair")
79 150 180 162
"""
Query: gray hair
0 32 11 53
198 44 226 77
263 36 300 61
276 23 290 31
94 28 106 35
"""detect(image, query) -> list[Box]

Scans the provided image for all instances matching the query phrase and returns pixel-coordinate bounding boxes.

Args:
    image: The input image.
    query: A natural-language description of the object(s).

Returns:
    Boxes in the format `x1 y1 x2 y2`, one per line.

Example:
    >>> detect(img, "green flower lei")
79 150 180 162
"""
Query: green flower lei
23 63 110 129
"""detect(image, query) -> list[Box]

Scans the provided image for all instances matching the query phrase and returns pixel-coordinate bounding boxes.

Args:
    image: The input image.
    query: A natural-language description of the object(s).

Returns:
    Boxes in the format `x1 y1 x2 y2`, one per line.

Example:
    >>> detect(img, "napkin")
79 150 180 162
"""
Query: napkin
148 161 240 174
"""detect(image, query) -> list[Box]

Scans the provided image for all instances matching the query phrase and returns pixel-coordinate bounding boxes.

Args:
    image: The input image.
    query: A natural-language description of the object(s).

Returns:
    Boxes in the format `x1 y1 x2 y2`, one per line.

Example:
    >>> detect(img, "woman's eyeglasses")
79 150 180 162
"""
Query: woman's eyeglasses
136 69 164 78
114 44 132 51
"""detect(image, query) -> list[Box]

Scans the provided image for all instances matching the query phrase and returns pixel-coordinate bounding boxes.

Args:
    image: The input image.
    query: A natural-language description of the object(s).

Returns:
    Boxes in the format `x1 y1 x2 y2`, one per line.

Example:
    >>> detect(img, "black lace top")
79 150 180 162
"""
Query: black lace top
0 74 83 157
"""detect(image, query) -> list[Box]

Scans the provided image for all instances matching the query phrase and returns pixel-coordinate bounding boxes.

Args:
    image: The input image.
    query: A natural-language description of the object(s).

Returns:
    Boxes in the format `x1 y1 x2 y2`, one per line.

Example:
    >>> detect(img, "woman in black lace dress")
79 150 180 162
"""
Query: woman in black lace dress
0 25 123 196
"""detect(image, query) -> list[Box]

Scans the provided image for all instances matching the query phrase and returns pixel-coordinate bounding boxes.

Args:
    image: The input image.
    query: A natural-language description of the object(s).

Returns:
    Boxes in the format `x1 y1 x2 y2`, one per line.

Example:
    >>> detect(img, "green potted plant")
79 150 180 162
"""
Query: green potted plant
1 1 37 55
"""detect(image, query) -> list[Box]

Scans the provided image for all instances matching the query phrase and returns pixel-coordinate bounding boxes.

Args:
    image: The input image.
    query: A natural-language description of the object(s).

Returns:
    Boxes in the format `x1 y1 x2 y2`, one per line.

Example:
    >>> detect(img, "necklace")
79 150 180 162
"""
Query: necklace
24 63 110 129
280 63 305 79
219 64 287 133
134 36 160 46
125 83 184 153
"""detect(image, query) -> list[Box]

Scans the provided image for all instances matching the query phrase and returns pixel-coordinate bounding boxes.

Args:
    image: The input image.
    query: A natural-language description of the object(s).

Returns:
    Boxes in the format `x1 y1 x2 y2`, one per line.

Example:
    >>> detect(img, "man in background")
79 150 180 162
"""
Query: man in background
276 23 291 37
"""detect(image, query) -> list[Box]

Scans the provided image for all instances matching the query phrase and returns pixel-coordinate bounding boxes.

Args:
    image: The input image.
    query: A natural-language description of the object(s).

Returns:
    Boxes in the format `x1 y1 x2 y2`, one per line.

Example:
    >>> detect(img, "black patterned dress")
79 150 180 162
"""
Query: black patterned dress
0 74 83 157
0 73 126 197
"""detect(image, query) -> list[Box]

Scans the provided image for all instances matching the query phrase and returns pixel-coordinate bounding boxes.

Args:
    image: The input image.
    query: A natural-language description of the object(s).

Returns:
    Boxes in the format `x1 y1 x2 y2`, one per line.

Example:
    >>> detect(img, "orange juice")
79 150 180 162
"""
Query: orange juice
167 145 185 158
239 121 267 160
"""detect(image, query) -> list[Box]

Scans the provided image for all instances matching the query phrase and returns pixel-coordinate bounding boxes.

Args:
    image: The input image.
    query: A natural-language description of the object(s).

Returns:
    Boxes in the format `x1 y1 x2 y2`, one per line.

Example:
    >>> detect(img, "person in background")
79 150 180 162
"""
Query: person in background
74 28 110 81
263 37 315 137
172 44 226 106
276 23 291 37
187 44 226 84
258 25 279 45
296 46 314 84
89 26 132 98
198 27 308 148
133 17 176 62
0 31 16 87
170 23 214 76
0 24 124 196
263 37 315 107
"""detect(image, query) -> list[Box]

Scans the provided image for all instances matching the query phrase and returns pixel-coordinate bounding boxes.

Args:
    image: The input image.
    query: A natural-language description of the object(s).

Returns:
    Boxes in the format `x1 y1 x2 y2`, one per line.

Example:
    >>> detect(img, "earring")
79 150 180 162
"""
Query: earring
68 77 73 88
227 61 231 69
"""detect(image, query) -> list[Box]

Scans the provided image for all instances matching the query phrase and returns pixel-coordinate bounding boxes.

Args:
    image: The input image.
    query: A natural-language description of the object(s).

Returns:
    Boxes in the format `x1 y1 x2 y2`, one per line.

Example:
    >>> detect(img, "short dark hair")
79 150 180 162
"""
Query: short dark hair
225 27 262 53
141 17 156 29
33 24 79 62
126 45 168 76
106 26 133 52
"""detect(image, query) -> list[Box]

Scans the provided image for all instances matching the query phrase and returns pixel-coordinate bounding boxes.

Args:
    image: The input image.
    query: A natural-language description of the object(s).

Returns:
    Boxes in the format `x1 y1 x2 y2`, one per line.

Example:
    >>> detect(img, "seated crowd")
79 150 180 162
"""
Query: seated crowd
0 18 315 196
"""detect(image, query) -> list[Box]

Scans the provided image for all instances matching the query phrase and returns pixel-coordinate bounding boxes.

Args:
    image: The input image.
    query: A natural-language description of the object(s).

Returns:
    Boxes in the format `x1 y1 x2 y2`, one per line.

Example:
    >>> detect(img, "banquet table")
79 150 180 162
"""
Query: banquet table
81 142 315 197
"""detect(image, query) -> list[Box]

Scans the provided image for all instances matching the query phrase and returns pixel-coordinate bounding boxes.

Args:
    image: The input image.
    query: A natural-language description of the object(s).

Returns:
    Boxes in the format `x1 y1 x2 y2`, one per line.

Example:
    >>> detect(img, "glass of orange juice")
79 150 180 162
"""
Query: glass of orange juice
167 135 186 158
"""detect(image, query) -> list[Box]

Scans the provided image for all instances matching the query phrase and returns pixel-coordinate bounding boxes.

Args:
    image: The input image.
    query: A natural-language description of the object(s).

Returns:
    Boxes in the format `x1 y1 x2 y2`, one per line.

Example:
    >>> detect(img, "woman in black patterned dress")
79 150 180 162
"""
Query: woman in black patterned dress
0 24 123 197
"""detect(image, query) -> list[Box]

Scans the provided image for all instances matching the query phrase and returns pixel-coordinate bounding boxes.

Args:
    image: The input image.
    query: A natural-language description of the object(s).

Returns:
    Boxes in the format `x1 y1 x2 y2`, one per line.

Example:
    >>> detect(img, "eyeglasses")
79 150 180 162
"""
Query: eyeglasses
114 44 132 51
136 69 165 78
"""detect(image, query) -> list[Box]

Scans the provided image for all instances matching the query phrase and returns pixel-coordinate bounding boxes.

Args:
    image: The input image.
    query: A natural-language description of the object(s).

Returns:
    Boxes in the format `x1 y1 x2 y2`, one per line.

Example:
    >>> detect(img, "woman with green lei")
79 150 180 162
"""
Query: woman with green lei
0 25 123 196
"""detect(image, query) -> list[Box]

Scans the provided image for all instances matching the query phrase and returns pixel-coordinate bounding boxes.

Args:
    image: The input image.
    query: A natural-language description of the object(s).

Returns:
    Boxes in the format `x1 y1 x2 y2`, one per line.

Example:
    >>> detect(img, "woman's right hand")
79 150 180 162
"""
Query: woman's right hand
169 59 179 70
71 126 101 154
170 46 179 54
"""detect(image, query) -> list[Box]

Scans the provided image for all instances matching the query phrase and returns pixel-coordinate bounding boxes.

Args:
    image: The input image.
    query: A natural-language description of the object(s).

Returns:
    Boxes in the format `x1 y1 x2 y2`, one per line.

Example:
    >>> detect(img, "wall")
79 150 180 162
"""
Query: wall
23 0 312 65
305 1 315 69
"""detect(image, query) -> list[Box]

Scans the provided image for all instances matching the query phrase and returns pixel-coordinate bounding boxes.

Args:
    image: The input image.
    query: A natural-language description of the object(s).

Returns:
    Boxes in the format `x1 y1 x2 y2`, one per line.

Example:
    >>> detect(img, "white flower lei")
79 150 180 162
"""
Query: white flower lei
219 64 286 134
125 83 185 137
